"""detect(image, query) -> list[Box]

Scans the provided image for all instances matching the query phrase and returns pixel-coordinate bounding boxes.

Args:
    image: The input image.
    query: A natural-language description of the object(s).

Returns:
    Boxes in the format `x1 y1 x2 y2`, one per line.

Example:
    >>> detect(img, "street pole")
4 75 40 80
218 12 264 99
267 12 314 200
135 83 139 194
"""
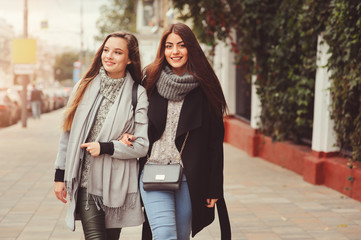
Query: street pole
24 0 28 38
164 0 168 28
21 0 29 128
79 0 84 75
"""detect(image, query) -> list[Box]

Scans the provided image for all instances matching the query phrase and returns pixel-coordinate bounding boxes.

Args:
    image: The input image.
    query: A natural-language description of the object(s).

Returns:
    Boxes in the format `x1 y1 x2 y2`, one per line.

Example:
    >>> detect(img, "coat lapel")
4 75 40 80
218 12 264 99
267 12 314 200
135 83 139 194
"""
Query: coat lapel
176 87 203 138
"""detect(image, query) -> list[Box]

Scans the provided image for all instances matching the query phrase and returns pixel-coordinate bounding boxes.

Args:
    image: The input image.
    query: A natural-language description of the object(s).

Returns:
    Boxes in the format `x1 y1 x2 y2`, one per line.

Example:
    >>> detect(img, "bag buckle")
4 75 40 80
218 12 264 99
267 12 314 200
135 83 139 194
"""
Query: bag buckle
155 174 165 181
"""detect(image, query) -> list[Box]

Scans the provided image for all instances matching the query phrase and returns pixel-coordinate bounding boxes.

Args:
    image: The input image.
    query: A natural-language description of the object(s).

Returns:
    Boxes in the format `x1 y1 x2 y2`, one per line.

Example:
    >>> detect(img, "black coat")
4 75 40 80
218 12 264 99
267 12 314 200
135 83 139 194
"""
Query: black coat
140 87 231 239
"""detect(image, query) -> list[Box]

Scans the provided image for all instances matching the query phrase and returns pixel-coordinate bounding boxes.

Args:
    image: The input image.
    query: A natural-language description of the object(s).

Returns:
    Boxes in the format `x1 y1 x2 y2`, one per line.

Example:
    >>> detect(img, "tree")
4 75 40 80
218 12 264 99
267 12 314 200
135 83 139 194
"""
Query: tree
95 0 137 42
173 0 329 143
173 0 240 57
53 52 78 82
324 0 361 161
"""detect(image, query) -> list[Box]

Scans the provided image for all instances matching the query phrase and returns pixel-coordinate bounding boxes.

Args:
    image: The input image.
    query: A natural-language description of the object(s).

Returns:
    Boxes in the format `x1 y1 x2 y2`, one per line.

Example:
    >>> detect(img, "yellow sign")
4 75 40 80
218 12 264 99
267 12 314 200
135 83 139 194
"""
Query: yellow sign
41 20 48 29
12 39 37 64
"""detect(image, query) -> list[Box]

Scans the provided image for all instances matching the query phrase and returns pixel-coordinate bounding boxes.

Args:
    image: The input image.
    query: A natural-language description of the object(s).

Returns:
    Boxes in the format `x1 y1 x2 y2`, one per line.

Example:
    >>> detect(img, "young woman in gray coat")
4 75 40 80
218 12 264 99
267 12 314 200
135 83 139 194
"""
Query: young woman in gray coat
53 32 149 240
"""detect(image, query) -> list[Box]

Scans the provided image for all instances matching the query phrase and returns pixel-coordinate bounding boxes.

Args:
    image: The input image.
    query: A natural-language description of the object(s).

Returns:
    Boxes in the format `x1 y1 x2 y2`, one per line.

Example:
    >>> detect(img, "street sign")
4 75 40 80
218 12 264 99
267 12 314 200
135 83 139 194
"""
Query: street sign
40 20 48 29
12 38 37 64
73 60 81 69
73 60 82 82
73 68 81 82
14 64 35 75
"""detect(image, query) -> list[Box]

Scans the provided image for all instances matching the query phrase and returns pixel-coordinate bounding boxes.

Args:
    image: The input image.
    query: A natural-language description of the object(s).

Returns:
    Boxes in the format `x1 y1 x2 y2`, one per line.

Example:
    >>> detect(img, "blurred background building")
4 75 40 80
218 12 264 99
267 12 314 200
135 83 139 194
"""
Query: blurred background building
135 0 176 67
36 40 56 85
0 18 14 87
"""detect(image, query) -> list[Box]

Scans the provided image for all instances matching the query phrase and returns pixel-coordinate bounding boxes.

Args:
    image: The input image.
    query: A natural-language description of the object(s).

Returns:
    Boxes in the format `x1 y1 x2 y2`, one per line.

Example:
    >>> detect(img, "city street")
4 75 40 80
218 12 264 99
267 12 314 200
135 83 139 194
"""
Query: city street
1 109 361 239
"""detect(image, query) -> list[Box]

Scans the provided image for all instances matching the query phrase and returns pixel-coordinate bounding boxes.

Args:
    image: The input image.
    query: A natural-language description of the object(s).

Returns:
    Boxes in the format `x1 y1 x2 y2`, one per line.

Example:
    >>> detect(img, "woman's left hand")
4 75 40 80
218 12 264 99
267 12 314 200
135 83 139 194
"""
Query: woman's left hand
81 142 100 156
119 133 135 148
205 198 218 208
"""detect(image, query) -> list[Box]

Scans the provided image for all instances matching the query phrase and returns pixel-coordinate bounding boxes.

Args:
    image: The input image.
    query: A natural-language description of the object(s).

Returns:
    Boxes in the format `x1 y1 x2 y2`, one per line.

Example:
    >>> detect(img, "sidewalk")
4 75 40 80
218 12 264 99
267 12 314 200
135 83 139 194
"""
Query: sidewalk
1 109 361 240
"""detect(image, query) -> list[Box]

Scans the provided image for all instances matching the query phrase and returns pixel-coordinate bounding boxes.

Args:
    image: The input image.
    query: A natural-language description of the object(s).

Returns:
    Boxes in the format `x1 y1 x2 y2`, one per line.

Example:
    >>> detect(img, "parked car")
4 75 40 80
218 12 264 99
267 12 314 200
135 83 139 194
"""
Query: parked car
43 88 59 110
6 89 21 122
40 92 51 113
0 89 19 126
43 87 70 110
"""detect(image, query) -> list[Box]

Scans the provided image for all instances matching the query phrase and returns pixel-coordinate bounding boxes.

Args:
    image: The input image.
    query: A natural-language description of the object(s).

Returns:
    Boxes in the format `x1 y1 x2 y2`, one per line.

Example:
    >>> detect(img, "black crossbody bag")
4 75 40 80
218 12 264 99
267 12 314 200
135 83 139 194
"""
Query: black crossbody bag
142 132 189 191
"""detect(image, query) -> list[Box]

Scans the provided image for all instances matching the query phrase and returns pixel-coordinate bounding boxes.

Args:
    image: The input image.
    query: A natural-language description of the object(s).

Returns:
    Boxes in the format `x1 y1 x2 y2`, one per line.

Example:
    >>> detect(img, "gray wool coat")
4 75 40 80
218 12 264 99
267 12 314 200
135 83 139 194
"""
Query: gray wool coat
54 73 149 230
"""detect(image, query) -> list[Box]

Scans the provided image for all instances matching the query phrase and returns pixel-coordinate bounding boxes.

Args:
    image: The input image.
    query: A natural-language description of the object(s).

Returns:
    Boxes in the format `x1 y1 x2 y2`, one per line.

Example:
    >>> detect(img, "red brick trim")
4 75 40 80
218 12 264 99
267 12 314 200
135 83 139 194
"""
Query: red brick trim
224 117 361 202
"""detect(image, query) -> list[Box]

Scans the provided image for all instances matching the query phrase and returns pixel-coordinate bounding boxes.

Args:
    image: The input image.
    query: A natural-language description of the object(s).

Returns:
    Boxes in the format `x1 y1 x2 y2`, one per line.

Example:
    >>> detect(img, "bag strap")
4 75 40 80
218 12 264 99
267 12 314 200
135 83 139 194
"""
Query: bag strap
177 131 189 164
146 131 190 164
132 82 138 116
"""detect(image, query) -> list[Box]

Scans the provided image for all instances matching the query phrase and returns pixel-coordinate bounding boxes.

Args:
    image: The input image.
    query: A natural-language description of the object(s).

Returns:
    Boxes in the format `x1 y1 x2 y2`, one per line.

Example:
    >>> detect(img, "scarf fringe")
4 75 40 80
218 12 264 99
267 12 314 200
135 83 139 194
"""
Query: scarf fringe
65 179 137 211
65 178 78 202
90 193 138 219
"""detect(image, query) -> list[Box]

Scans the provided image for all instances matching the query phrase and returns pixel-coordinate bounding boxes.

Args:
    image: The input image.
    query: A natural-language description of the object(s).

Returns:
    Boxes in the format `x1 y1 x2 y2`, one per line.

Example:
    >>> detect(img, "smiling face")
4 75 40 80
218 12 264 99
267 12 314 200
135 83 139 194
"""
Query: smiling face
164 33 188 76
101 37 131 79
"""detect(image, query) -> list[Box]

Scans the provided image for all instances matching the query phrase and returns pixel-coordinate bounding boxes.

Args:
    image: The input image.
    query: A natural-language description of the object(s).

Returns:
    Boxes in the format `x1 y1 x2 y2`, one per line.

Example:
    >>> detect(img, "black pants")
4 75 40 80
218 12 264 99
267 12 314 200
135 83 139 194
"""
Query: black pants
77 188 121 240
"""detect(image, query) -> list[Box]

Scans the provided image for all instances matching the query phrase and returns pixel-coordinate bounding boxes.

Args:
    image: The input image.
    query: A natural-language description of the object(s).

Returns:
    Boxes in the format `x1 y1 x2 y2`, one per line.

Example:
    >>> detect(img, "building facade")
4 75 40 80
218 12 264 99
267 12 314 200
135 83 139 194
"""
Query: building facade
0 18 14 87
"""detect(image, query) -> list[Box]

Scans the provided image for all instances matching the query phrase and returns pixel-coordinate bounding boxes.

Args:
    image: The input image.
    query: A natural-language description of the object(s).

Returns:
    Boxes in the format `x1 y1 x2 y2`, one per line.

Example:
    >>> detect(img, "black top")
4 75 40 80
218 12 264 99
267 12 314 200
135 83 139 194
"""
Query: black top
30 88 42 101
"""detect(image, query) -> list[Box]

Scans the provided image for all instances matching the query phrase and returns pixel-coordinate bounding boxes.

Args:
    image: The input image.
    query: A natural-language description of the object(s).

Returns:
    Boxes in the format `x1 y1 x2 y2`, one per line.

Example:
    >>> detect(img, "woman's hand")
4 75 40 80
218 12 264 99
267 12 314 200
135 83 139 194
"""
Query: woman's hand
54 182 67 203
119 133 135 148
205 198 218 208
81 142 100 156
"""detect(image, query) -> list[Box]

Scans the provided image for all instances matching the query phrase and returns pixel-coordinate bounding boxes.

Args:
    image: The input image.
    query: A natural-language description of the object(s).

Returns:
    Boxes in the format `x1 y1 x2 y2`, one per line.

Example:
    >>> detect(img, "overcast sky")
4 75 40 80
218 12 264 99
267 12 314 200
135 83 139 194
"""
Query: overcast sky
0 0 105 51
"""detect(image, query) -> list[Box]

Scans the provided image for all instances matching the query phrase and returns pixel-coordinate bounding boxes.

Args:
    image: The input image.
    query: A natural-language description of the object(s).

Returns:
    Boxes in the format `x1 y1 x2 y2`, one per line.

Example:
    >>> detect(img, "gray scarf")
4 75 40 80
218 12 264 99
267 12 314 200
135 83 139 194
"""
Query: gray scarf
79 67 125 188
156 66 199 101
99 66 125 102
64 73 138 219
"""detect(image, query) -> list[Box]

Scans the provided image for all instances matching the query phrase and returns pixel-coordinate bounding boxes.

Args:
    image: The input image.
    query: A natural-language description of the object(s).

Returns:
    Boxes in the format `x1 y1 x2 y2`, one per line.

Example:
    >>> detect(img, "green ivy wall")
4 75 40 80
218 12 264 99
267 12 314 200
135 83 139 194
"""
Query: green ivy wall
174 0 361 161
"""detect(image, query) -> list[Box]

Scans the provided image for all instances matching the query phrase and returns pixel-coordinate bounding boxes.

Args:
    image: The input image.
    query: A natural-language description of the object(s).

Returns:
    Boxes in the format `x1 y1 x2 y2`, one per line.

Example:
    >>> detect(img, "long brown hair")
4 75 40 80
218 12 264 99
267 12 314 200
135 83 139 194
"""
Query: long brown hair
144 22 228 117
62 32 142 131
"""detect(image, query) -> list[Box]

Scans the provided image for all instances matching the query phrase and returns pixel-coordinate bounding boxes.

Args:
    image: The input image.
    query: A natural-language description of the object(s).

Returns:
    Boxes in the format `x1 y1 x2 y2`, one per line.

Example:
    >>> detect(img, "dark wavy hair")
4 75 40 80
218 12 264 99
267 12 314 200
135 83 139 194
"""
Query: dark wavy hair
63 32 142 131
144 22 227 117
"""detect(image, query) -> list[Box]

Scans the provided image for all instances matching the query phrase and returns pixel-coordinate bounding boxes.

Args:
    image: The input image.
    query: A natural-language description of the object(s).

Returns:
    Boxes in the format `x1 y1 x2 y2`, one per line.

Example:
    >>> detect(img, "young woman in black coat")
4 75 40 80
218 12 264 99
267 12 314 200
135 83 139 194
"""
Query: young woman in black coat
125 22 231 240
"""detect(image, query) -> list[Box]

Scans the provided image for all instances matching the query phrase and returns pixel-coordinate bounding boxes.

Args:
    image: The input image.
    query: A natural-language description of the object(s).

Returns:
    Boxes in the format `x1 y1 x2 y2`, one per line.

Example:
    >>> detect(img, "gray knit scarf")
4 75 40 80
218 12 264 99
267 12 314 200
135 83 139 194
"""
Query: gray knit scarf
156 66 199 101
99 66 125 102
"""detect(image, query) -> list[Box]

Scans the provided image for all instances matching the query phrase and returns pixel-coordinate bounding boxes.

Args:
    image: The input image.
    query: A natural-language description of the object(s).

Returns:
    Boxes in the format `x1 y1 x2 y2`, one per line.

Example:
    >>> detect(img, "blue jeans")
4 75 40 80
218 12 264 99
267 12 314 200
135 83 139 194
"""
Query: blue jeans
31 101 41 119
140 172 192 240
